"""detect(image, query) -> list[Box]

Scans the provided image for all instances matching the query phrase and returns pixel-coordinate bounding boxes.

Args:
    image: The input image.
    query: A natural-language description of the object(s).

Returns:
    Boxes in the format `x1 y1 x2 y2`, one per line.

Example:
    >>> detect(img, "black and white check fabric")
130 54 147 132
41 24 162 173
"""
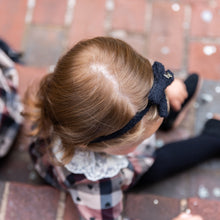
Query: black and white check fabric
0 49 23 157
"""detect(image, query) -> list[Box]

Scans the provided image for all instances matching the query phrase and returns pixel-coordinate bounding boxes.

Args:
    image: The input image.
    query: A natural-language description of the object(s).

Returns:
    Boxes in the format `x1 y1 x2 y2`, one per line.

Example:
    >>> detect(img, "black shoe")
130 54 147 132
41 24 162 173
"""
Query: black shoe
160 73 202 131
201 118 220 138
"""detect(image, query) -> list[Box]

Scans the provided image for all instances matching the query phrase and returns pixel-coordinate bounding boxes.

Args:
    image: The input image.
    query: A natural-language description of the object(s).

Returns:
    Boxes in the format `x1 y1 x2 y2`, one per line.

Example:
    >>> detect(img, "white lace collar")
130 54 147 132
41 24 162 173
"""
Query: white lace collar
54 140 128 181
65 149 128 181
54 135 155 181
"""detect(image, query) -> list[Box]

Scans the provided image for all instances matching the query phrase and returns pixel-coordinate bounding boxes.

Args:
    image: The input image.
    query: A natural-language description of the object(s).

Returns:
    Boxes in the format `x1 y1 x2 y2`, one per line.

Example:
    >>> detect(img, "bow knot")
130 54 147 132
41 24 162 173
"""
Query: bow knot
148 62 174 117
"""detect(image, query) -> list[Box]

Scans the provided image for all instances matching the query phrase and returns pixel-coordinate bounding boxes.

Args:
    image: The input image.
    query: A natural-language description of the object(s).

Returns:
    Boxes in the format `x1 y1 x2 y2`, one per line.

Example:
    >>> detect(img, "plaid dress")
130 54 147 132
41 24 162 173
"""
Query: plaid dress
30 134 156 220
0 49 23 157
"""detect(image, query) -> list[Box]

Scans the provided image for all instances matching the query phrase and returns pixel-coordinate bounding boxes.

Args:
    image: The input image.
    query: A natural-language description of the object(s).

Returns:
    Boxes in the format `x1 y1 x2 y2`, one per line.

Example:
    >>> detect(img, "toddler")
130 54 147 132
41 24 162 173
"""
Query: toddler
26 37 220 220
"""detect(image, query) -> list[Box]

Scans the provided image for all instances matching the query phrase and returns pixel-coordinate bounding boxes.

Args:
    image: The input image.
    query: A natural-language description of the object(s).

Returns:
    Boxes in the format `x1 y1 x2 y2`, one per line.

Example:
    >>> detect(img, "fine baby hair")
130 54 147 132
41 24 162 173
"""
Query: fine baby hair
26 37 171 164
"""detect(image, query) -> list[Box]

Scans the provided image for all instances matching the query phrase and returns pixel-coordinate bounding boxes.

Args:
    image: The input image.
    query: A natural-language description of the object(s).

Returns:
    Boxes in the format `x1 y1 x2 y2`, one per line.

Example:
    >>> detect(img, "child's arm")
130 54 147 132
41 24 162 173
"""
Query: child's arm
165 78 188 111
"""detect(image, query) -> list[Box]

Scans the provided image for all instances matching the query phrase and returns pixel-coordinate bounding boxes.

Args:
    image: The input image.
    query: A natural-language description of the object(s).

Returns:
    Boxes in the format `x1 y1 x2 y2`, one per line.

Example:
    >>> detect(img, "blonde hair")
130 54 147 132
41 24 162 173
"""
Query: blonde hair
25 37 159 164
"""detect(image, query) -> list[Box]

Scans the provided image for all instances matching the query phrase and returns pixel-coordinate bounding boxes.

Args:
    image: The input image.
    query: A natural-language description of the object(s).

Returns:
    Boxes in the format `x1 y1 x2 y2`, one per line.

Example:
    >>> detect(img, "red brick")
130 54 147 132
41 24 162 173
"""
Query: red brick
112 0 147 33
5 182 60 220
16 65 47 98
63 194 80 220
188 197 220 220
0 0 27 50
148 2 185 70
191 2 220 37
68 0 105 46
188 42 220 80
32 0 67 25
124 193 180 220
110 32 147 57
124 35 147 57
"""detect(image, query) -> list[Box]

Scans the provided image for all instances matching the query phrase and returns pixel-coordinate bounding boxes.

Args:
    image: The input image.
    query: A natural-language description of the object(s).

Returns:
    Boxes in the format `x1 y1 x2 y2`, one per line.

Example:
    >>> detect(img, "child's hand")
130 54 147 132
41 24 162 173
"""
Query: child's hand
172 213 203 220
166 78 188 111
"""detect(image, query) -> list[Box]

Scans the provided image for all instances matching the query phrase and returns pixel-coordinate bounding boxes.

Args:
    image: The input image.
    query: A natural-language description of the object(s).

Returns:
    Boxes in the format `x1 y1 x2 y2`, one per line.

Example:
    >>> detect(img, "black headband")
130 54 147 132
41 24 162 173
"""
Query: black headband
90 61 174 144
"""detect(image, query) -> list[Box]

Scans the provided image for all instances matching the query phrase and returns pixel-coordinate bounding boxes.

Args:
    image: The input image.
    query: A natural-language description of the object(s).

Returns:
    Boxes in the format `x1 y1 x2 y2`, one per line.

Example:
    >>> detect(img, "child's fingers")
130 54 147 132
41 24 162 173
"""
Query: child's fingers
170 100 182 111
213 114 220 120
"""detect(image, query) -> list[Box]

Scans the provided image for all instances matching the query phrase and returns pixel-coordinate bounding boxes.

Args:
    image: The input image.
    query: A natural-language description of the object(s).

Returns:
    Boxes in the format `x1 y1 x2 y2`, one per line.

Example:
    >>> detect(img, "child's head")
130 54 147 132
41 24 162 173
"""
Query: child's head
28 37 172 162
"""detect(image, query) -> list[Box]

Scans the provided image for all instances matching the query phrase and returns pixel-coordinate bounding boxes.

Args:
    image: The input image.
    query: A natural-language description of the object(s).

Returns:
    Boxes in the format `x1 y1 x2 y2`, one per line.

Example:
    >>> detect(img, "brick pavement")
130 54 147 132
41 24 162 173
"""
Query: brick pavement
1 0 220 219
1 181 220 220
0 181 80 220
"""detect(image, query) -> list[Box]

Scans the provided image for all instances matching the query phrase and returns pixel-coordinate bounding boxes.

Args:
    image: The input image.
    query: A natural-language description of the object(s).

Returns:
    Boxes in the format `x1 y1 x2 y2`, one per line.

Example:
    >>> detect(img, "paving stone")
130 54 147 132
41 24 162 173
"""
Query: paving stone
0 0 27 50
22 26 66 67
194 80 220 134
190 2 220 37
5 182 60 220
146 175 191 199
68 0 105 46
188 167 220 201
112 0 147 33
0 148 45 185
148 1 185 70
188 197 220 219
188 42 220 80
108 32 147 57
0 181 80 220
124 193 180 220
32 0 67 25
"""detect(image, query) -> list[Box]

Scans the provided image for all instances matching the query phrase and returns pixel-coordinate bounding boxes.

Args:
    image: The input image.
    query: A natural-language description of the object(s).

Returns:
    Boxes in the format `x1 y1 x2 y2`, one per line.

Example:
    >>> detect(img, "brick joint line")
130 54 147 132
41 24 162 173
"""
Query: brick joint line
180 198 188 213
0 182 10 220
65 0 76 26
25 0 36 24
56 191 67 220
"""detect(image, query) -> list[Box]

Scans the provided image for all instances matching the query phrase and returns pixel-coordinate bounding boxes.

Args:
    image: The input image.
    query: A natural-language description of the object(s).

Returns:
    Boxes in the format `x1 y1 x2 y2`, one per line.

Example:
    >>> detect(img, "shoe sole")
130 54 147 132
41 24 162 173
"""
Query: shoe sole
172 75 203 129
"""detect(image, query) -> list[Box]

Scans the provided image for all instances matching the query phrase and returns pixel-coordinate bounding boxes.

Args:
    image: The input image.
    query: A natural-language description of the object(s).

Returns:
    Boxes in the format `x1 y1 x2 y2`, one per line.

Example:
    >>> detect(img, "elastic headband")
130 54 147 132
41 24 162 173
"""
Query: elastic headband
90 61 174 144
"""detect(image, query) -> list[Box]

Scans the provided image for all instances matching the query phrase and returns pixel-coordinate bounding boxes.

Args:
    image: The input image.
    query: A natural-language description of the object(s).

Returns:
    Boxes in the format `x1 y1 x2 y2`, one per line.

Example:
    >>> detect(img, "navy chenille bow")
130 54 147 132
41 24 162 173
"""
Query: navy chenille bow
149 61 174 117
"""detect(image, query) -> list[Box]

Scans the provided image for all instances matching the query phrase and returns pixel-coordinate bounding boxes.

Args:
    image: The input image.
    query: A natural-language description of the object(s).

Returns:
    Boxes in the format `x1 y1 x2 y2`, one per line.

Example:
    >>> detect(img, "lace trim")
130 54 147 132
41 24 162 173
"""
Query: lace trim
54 135 155 181
65 150 129 181
53 140 128 181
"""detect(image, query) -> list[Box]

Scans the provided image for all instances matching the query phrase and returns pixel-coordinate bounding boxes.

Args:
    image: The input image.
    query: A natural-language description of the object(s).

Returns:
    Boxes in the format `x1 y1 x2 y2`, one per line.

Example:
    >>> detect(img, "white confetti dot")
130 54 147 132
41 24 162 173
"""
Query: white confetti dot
156 139 164 148
194 102 199 109
213 187 220 197
106 0 114 11
198 185 209 198
201 10 213 23
215 86 220 93
203 45 217 56
110 30 127 39
172 3 180 12
206 112 214 119
161 46 170 55
185 209 191 214
29 171 37 180
193 200 198 206
201 93 213 102
153 199 159 205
